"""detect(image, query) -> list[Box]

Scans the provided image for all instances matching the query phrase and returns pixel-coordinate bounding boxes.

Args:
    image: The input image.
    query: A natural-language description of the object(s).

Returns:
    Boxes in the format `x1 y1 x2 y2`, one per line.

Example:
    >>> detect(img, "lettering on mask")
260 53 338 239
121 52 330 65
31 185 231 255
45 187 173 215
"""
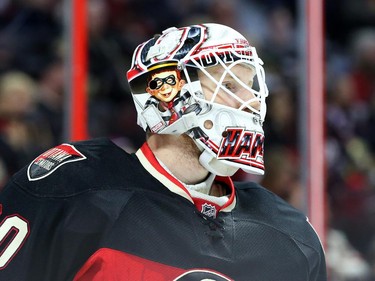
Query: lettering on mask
217 128 264 163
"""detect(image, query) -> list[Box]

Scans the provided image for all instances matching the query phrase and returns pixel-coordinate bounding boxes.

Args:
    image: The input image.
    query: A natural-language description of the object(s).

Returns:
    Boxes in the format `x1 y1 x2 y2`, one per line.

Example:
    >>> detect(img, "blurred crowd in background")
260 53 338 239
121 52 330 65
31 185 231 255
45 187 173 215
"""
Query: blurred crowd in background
0 0 374 280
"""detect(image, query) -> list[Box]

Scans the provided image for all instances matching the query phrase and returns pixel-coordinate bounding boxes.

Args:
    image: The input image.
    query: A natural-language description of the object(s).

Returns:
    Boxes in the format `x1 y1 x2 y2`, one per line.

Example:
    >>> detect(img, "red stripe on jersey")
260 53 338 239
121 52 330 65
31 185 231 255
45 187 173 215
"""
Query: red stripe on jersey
73 248 233 281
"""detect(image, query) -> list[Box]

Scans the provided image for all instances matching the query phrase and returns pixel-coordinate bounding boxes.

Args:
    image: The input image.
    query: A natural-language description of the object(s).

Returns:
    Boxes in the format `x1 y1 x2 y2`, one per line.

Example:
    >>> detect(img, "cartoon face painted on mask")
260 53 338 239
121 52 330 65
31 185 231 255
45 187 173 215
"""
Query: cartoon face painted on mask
146 70 186 103
144 68 192 125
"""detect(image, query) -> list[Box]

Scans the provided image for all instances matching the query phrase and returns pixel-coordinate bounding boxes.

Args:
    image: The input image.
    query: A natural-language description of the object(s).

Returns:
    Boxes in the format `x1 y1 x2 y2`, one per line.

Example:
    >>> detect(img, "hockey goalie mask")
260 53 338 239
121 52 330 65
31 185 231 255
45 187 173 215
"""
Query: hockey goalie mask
127 23 269 176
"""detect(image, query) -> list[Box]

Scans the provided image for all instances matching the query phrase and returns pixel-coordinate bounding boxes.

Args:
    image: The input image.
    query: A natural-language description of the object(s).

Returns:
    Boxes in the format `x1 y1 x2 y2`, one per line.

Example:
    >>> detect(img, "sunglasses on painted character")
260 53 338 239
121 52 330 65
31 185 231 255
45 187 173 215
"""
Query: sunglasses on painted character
148 75 177 90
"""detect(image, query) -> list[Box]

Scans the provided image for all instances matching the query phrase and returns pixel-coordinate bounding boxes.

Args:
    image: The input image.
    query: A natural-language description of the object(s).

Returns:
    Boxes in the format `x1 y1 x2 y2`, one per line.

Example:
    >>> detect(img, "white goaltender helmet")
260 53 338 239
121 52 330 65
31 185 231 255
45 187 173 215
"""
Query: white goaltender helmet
127 23 268 176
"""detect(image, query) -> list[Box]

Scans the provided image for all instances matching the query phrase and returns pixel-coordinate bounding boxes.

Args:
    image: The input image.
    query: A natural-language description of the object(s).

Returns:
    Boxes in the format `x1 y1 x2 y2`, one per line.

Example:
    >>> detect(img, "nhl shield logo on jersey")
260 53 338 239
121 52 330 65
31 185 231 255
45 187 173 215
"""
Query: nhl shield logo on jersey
201 203 217 218
27 144 86 181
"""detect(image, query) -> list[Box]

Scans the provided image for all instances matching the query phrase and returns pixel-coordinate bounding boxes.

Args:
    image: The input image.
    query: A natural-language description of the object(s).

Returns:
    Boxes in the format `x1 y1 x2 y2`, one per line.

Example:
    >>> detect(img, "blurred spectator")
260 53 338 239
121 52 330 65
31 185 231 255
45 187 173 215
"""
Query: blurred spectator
0 71 52 187
325 26 375 279
88 0 126 102
350 29 375 103
261 5 298 81
350 29 375 153
87 0 135 142
34 56 64 146
260 145 302 210
327 228 372 281
263 84 298 149
0 0 61 77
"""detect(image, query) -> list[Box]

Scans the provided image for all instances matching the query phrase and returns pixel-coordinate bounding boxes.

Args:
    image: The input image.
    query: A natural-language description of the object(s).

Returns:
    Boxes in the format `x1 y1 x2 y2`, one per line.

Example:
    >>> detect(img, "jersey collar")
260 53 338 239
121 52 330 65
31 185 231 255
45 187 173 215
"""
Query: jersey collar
135 142 236 216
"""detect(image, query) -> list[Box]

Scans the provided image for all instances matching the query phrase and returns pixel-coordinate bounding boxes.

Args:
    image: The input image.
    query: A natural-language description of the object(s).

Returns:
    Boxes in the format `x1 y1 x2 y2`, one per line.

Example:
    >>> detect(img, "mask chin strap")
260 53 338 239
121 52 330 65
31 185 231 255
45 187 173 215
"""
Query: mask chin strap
198 149 239 177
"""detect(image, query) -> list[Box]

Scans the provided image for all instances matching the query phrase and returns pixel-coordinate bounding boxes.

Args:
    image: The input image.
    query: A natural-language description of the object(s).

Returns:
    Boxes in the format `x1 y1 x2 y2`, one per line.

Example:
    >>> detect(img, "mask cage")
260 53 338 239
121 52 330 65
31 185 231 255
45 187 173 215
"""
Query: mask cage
181 46 268 121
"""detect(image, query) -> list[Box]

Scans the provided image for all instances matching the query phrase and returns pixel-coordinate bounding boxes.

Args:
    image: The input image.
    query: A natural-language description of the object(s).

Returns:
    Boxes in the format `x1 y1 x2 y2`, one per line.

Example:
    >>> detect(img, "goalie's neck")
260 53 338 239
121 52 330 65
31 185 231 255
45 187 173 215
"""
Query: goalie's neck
146 133 209 185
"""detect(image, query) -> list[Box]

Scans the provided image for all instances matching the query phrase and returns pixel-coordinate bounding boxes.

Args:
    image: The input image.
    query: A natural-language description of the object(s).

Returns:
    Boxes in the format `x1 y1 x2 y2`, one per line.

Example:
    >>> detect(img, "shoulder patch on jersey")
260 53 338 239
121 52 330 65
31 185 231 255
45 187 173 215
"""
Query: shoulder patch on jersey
27 143 86 181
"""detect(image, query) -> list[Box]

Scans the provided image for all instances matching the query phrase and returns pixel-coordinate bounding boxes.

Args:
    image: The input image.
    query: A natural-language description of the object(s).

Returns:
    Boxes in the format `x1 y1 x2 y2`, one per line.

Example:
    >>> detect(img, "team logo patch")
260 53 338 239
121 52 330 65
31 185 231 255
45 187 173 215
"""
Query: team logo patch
27 144 86 181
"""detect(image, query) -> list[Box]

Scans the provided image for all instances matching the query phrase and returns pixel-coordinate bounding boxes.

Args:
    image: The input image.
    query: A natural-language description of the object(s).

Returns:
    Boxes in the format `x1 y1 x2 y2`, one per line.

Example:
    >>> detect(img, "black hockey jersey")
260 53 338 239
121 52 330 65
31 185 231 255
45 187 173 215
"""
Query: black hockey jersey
0 138 327 280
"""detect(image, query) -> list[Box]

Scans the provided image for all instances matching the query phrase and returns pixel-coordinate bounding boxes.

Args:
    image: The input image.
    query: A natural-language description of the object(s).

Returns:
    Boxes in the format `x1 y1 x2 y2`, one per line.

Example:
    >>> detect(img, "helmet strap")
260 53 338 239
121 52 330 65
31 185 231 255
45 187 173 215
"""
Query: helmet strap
199 149 239 177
